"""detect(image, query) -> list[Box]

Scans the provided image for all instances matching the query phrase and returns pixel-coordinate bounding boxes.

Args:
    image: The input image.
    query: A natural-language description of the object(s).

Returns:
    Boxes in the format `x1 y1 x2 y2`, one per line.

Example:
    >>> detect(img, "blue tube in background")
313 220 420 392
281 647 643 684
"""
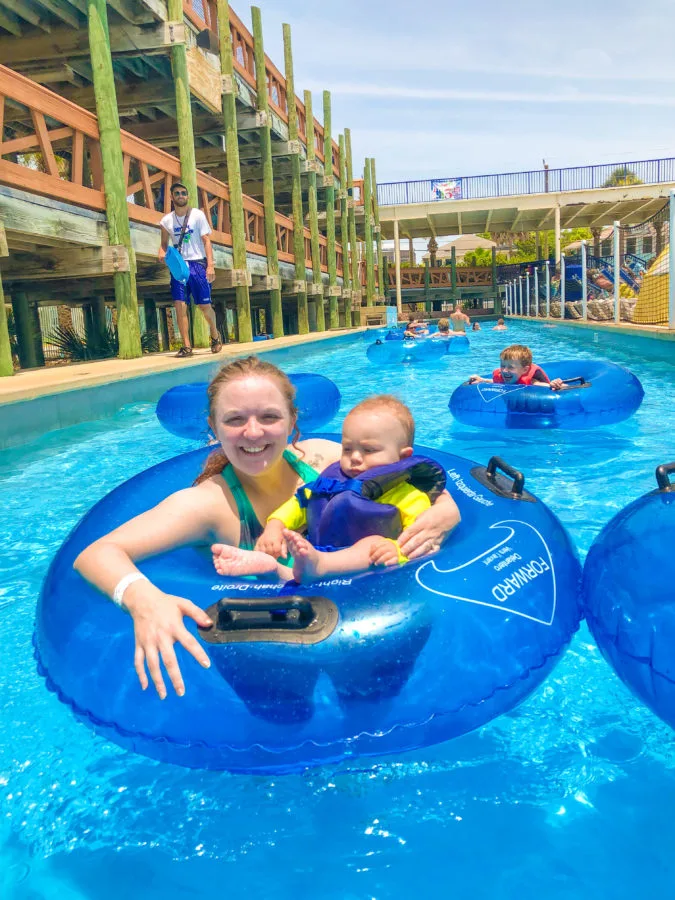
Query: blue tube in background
449 360 644 429
583 476 675 731
156 372 341 441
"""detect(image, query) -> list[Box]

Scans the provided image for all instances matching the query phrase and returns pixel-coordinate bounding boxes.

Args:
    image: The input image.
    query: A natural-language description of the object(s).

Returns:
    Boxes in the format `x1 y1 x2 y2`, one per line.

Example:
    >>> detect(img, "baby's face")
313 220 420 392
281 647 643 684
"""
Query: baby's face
341 410 412 477
499 358 528 383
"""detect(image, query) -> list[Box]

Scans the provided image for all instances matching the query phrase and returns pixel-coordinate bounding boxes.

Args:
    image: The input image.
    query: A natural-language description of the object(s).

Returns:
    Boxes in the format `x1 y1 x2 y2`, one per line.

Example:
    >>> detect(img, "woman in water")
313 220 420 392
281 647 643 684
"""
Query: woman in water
74 357 460 699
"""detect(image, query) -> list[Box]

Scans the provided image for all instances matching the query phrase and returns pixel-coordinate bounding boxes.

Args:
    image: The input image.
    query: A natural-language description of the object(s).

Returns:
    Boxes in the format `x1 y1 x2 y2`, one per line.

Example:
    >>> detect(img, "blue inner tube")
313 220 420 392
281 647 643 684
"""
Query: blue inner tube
449 360 644 429
35 442 582 773
367 338 458 366
156 372 341 441
583 464 675 730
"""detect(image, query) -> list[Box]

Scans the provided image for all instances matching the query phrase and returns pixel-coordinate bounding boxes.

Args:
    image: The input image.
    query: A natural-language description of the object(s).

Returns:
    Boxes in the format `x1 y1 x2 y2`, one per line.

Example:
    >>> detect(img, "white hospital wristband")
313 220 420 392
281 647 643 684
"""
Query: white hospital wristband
112 572 149 607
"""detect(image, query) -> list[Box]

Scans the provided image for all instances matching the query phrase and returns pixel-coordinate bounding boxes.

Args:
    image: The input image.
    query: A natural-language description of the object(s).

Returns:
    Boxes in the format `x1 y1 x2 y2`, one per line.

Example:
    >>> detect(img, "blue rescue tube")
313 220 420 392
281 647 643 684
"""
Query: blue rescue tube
367 339 447 366
583 464 675 729
156 372 341 441
449 359 643 429
35 444 582 773
164 246 190 284
384 330 405 341
445 335 470 354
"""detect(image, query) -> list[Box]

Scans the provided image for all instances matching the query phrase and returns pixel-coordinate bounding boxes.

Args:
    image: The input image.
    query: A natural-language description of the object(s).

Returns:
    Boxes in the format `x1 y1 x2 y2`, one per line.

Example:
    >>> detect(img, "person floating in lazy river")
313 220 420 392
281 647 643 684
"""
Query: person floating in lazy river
468 344 566 390
212 395 455 584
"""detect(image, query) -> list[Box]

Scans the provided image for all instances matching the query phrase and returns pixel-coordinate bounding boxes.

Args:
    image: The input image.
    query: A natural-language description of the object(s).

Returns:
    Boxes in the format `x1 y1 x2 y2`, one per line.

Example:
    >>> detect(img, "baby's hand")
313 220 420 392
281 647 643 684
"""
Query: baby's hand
468 374 484 384
255 519 287 559
549 378 565 391
369 538 401 568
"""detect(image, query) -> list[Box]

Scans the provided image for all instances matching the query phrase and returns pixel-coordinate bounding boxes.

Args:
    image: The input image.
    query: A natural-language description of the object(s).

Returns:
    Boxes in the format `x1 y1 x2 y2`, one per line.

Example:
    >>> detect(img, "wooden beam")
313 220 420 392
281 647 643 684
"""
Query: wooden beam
104 0 166 26
536 209 552 229
2 245 130 281
237 140 301 161
19 63 84 86
590 201 623 227
0 21 184 66
0 222 8 257
10 0 51 33
0 6 23 36
60 77 176 112
30 0 81 29
7 237 39 253
123 113 222 144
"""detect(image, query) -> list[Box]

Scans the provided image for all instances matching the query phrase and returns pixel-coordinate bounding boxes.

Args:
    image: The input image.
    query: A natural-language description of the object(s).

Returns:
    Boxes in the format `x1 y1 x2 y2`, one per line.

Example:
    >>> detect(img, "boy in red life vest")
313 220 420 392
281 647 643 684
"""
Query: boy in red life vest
468 344 565 390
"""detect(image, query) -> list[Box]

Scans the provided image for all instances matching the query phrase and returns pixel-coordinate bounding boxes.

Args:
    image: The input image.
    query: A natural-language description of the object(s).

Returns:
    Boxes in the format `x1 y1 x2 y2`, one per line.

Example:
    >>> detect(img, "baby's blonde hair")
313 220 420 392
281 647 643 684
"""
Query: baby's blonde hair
346 395 415 445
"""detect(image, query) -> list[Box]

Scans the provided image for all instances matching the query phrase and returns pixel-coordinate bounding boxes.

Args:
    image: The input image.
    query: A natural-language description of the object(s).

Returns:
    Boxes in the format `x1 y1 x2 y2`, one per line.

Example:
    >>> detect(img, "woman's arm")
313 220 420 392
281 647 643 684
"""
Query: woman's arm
397 490 461 560
74 483 229 698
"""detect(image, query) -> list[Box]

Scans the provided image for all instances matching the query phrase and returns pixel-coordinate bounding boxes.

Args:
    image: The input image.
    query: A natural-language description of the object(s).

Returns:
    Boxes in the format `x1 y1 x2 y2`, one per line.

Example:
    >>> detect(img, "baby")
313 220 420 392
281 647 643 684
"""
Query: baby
469 344 565 389
212 395 447 584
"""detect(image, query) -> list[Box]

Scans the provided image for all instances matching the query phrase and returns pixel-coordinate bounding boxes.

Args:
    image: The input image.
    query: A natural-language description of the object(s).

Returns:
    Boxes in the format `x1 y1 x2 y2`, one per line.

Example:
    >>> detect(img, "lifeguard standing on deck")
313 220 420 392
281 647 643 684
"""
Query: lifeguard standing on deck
158 182 222 358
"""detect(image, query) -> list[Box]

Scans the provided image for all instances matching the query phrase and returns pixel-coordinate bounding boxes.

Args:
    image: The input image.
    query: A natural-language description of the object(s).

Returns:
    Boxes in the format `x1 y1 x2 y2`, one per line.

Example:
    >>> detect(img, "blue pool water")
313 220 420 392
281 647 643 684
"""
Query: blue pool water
2 322 675 898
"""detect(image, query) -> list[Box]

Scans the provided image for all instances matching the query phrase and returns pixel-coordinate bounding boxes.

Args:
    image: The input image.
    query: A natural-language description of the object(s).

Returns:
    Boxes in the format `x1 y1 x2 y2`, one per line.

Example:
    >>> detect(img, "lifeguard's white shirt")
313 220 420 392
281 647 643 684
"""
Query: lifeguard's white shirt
159 209 212 261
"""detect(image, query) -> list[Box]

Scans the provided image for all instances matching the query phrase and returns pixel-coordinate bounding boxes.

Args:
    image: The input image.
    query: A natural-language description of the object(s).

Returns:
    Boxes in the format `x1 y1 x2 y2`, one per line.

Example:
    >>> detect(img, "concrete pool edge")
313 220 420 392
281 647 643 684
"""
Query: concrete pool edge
0 329 362 450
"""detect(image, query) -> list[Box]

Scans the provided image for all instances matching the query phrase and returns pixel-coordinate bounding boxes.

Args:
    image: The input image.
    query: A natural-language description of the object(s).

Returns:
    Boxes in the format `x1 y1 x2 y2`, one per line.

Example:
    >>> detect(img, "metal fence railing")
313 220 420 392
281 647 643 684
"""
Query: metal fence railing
377 158 675 207
503 198 674 327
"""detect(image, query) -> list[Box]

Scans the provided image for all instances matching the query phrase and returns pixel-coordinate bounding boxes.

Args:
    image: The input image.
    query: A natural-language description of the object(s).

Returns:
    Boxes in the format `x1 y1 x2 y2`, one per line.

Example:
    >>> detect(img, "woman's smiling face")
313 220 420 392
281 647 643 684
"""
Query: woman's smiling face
211 375 295 475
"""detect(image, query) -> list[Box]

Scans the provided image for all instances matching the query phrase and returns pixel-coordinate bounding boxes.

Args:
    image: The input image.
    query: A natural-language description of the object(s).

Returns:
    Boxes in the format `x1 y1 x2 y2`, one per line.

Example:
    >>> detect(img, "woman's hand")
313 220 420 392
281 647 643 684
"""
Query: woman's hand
124 581 213 699
398 493 461 560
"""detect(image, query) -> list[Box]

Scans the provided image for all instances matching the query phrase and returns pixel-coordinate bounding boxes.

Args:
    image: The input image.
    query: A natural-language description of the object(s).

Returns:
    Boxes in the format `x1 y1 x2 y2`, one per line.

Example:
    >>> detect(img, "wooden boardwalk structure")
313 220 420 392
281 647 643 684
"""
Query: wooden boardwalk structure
0 0 389 376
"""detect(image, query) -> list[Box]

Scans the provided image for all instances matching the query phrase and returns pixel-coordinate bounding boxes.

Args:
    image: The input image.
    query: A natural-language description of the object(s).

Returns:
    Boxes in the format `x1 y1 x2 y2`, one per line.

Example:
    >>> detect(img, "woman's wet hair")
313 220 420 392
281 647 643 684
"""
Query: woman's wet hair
346 394 415 446
195 356 299 484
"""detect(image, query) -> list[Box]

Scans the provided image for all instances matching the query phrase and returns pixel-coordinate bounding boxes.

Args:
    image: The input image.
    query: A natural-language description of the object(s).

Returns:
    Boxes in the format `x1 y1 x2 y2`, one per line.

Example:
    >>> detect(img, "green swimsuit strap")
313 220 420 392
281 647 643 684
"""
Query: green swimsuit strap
222 449 321 551
282 447 321 482
222 464 261 551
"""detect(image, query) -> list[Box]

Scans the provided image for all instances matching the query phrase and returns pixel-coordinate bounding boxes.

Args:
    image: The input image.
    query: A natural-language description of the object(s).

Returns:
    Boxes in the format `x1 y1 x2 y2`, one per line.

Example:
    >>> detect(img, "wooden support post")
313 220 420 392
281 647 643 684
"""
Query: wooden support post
252 7 283 338
83 297 106 356
283 23 308 334
0 267 12 376
393 219 402 317
166 0 209 349
554 205 561 265
450 245 457 300
87 0 142 359
143 297 159 351
159 305 171 350
363 158 375 306
11 291 40 369
491 247 501 314
322 91 339 329
423 258 431 312
304 90 325 331
218 0 252 343
31 300 45 367
345 128 360 321
338 134 352 327
370 158 385 301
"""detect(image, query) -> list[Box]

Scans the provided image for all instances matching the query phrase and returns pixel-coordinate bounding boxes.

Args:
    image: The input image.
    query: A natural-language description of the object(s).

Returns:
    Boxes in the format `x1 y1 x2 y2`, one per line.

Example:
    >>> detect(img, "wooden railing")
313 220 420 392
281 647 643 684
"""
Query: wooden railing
0 65 341 275
183 0 340 177
387 267 493 288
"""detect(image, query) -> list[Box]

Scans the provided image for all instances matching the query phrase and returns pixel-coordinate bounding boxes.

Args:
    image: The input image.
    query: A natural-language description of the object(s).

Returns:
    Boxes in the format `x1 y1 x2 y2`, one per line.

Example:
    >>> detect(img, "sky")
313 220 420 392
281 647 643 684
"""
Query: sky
254 0 675 179
250 0 675 255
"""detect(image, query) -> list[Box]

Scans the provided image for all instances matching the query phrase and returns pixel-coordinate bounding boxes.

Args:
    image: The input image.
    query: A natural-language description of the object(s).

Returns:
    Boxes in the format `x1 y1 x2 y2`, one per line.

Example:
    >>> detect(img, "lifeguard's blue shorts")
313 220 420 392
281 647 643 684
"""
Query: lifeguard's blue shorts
170 259 211 305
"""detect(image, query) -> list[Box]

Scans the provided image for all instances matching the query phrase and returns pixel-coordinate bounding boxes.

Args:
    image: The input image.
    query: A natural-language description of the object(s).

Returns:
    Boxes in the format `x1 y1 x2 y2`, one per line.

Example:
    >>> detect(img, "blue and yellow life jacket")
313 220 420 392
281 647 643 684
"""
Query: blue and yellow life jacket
296 455 447 549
